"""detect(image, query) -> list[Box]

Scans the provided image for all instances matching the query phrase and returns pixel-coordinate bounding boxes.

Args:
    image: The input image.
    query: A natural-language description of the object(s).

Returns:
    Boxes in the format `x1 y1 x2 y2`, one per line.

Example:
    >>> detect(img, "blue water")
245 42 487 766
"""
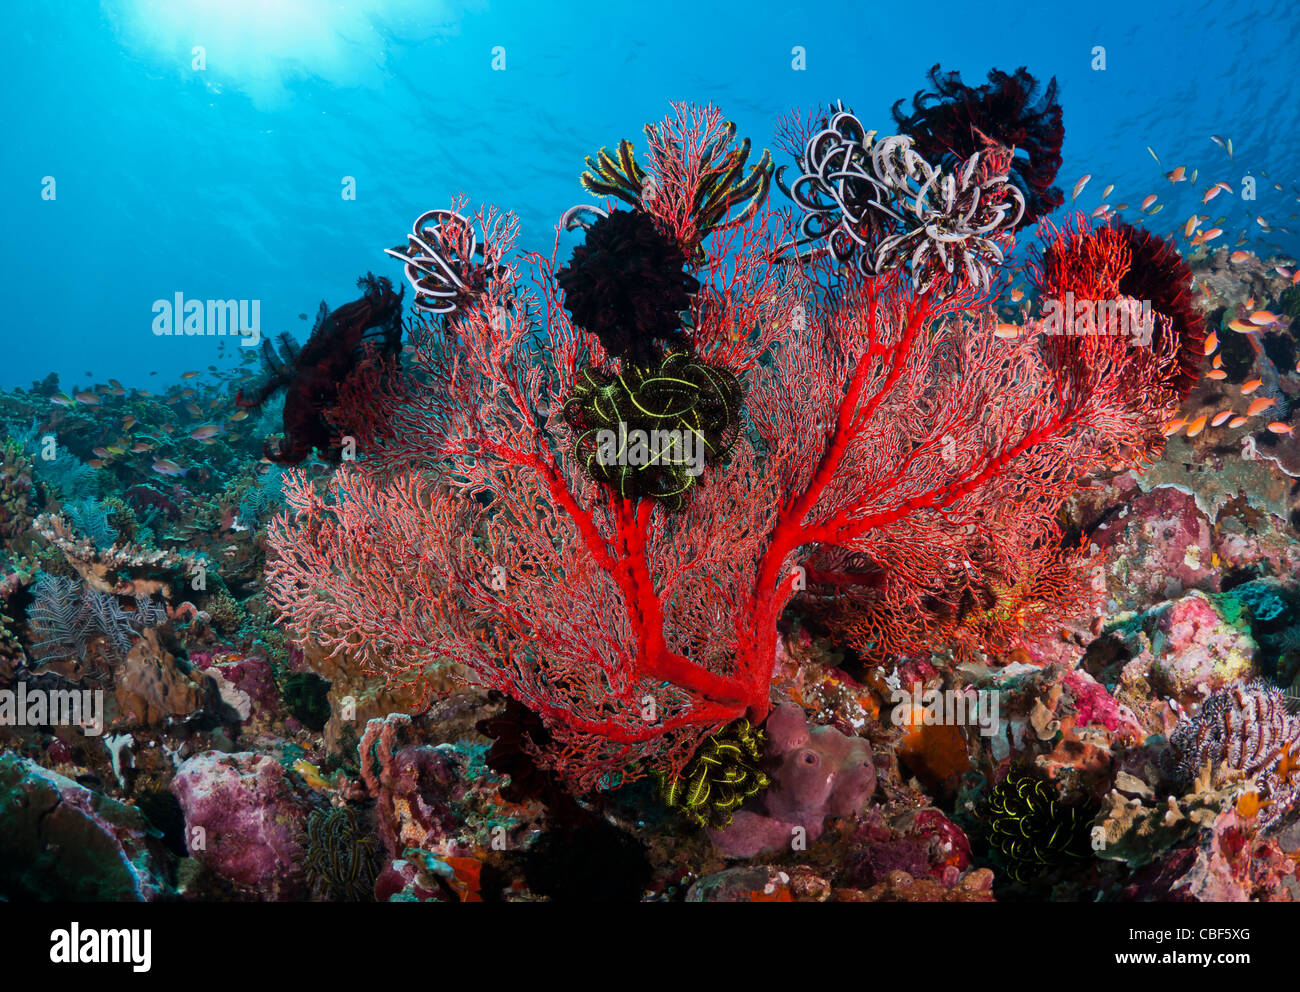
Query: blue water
3 0 1297 389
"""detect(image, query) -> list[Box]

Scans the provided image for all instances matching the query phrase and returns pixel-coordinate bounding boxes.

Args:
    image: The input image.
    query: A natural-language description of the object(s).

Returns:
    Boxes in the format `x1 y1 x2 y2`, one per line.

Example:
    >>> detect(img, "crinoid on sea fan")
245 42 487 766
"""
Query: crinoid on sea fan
1166 680 1300 830
892 64 1064 227
978 772 1096 885
236 273 404 464
776 106 1022 292
1032 217 1205 400
556 209 699 364
577 111 773 256
385 207 507 317
562 351 743 510
657 717 769 828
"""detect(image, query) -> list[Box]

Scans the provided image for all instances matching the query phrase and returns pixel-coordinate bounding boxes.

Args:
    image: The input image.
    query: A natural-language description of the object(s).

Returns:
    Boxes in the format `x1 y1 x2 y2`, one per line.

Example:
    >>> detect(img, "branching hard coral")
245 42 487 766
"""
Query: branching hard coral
33 511 202 597
0 438 36 540
268 104 1182 794
892 64 1064 227
563 352 743 510
1166 680 1300 830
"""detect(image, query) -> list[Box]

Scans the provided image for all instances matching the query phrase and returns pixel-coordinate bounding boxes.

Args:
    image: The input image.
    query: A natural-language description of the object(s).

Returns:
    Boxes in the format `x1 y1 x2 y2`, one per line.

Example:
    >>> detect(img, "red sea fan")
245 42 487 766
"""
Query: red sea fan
892 64 1064 227
267 107 1179 794
1032 216 1204 401
1115 223 1206 398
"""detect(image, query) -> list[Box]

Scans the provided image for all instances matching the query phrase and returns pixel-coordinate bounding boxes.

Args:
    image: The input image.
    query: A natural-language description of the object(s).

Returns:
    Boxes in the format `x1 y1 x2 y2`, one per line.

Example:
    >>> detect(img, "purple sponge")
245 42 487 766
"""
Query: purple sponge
709 703 877 858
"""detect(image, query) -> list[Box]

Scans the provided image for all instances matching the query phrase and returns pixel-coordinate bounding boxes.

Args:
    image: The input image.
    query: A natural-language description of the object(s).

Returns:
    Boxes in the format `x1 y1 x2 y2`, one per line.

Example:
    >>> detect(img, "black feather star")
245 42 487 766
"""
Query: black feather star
556 209 698 365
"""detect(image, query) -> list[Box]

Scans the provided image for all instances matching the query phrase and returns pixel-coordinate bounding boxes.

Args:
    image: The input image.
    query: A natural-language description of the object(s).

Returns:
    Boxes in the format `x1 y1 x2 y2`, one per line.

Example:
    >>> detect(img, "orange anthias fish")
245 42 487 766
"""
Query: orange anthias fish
190 424 221 440
1203 331 1218 355
1161 418 1187 436
1186 415 1208 437
1210 410 1233 427
1247 396 1277 417
1268 422 1295 435
152 458 186 476
1229 416 1248 428
1240 378 1263 394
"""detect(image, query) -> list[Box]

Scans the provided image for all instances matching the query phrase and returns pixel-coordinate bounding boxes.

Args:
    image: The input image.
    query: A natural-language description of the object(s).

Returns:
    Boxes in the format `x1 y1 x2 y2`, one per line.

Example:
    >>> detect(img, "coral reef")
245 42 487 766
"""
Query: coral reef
5 84 1300 906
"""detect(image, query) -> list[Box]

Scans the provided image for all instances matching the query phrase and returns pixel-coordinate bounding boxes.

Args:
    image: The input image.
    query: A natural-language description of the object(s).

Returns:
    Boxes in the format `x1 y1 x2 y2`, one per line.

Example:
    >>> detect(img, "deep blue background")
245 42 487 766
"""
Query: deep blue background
3 0 1297 389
